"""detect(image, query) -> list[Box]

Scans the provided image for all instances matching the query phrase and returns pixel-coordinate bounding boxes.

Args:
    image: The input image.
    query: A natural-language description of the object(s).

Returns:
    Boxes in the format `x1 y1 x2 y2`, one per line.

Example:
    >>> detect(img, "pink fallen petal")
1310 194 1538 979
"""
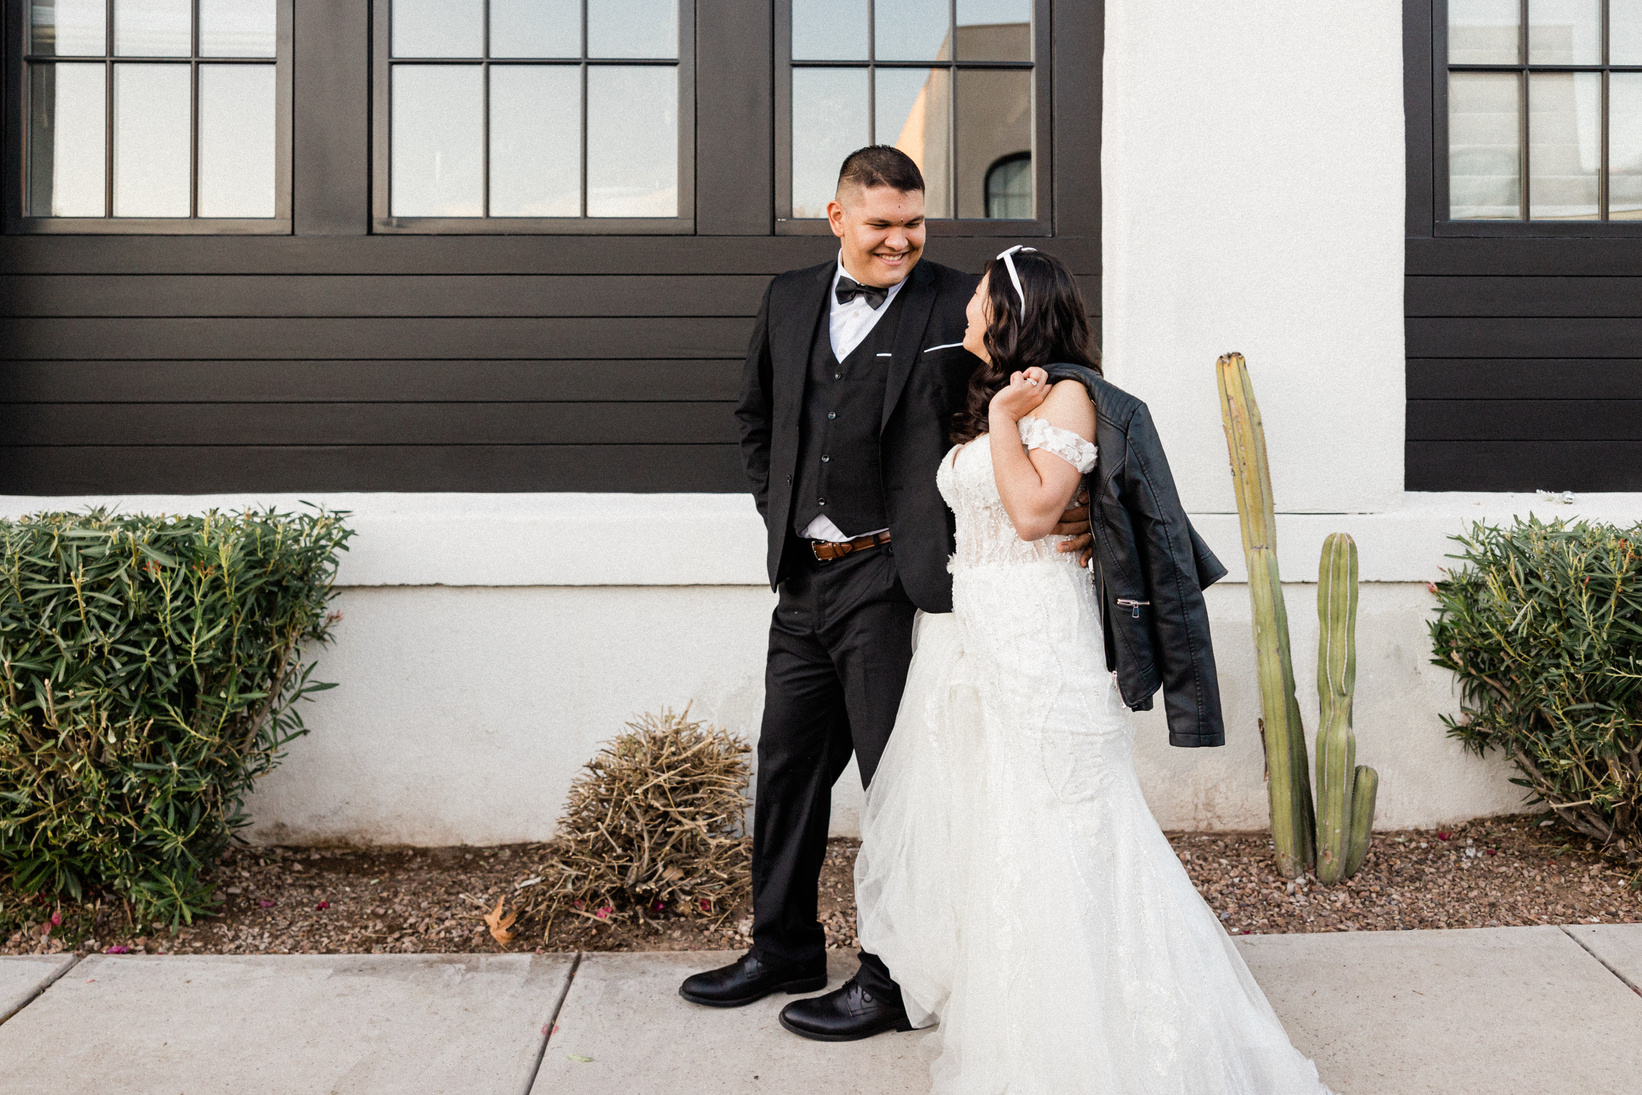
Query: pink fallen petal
315 901 330 910
258 900 275 908
50 911 63 927
104 946 130 954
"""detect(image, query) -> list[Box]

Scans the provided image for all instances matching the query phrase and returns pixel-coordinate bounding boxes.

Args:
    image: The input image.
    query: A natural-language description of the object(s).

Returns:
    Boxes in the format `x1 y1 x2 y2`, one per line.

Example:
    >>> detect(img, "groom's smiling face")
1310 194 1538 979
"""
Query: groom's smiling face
827 183 927 289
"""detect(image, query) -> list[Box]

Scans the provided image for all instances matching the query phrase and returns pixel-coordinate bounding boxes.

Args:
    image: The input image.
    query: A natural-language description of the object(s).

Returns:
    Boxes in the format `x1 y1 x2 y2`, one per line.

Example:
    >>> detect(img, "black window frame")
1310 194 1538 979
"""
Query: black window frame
1433 0 1642 236
370 0 696 235
4 0 294 236
773 0 1053 238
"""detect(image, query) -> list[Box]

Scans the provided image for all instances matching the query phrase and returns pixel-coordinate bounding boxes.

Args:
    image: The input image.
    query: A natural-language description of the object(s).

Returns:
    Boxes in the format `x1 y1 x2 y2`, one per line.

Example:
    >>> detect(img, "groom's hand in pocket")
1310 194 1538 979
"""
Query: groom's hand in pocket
1053 485 1094 566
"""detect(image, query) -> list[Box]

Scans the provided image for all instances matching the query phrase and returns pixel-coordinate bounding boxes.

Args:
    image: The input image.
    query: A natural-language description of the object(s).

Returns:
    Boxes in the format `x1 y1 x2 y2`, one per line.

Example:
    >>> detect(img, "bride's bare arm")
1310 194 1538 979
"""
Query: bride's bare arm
987 371 1097 542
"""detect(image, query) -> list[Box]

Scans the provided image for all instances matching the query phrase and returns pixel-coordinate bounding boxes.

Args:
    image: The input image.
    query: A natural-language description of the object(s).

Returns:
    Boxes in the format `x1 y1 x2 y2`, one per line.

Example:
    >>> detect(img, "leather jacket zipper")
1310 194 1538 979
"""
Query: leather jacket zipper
1115 598 1150 618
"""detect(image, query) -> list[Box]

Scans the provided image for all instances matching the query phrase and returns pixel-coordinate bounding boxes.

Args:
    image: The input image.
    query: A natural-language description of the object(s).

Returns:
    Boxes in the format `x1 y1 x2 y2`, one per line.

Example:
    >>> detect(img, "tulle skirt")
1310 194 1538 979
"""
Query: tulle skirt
855 561 1334 1094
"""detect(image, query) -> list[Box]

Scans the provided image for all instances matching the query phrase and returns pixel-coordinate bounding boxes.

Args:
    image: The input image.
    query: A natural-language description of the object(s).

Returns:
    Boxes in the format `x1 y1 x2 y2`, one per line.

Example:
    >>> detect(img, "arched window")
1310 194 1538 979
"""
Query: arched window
985 152 1032 219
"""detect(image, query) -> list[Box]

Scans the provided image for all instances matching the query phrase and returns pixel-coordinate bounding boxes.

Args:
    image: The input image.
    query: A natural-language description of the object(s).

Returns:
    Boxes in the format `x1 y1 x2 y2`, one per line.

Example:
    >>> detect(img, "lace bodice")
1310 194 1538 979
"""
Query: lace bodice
938 416 1098 572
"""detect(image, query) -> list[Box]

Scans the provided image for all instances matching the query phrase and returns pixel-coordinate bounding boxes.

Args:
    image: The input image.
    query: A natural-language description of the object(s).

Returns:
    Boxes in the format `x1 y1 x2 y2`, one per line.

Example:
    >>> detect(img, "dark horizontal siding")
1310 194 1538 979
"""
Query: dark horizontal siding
0 244 1100 494
1406 247 1642 491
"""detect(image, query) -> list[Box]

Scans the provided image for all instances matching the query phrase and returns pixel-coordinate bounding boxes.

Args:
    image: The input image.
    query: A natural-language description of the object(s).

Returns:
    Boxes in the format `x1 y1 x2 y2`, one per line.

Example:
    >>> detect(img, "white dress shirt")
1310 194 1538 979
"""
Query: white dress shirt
801 254 905 542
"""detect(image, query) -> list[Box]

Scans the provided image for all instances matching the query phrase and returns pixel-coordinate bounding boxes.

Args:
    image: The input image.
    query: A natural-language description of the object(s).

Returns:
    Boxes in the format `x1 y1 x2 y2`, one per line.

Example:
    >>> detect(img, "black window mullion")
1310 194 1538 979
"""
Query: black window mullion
1602 0 1611 218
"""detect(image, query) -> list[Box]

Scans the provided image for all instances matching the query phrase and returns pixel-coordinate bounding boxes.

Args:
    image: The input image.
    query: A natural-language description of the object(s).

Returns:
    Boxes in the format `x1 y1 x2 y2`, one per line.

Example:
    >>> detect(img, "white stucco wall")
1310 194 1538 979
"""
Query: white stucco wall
1101 0 1407 514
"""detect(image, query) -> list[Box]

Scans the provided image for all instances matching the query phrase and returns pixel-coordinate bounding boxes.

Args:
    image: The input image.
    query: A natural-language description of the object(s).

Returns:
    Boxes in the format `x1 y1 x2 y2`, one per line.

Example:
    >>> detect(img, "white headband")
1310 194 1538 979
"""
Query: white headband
997 245 1038 315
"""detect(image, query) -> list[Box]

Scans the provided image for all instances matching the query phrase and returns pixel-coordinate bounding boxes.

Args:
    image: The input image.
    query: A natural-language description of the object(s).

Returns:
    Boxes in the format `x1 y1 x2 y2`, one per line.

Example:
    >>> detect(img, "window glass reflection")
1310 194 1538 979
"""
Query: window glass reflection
1448 0 1521 65
986 154 1031 218
113 63 191 215
1528 0 1600 65
792 67 868 218
1613 4 1642 65
115 0 192 57
29 0 106 56
956 0 1030 62
491 66 580 215
1449 72 1521 219
587 66 678 215
491 0 579 58
200 0 276 58
1529 71 1600 219
198 64 275 216
954 68 1029 219
393 0 482 58
875 0 951 61
793 0 865 60
1609 74 1642 218
588 0 676 59
392 65 484 215
28 62 106 216
875 67 950 217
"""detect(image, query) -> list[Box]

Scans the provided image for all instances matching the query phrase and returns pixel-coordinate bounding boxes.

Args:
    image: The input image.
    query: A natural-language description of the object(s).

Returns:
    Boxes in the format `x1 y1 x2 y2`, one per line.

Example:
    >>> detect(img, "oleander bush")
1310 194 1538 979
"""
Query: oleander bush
0 507 353 925
526 706 752 939
1430 516 1641 861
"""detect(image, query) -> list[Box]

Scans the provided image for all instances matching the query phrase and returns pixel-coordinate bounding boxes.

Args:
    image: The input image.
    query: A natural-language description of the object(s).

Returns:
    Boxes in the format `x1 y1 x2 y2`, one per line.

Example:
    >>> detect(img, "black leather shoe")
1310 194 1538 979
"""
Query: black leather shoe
777 976 914 1041
679 951 828 1008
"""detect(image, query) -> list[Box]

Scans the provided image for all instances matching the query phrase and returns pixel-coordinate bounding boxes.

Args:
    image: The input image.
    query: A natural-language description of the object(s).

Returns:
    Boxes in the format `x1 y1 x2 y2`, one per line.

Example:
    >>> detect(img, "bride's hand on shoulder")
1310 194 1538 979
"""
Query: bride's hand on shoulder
988 366 1051 425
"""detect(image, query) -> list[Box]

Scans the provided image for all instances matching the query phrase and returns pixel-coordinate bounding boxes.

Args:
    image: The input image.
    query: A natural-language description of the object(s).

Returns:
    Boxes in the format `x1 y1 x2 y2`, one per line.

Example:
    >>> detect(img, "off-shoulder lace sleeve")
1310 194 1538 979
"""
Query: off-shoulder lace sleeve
1019 415 1097 473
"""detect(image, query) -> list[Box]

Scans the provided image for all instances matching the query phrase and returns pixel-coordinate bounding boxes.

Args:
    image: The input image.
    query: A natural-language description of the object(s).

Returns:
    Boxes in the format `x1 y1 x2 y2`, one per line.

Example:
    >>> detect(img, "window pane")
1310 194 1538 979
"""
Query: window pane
198 64 275 216
490 66 580 216
793 0 866 60
30 0 107 56
954 68 1030 219
1528 0 1600 65
491 0 579 58
1610 74 1642 219
1448 0 1520 65
875 0 950 61
115 0 191 56
1448 72 1521 219
113 63 190 215
392 65 483 216
1528 71 1600 219
875 67 951 217
200 0 276 58
393 0 481 58
588 0 676 59
985 153 1031 218
587 66 677 215
791 67 867 218
956 0 1030 62
1614 4 1642 65
28 62 105 216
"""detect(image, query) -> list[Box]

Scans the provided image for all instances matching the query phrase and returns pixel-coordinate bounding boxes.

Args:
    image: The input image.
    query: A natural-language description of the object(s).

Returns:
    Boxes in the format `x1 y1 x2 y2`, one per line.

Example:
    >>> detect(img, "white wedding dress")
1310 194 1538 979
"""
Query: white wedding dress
855 417 1334 1095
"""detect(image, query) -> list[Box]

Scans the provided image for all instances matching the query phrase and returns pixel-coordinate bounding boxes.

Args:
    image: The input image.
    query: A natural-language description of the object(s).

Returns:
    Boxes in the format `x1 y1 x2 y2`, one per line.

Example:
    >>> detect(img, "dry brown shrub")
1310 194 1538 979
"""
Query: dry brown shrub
524 706 751 941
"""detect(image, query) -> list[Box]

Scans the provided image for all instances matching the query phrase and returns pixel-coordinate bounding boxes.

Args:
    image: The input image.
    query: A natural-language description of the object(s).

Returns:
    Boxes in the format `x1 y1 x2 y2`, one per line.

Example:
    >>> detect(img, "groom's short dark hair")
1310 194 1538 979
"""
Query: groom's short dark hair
837 145 925 195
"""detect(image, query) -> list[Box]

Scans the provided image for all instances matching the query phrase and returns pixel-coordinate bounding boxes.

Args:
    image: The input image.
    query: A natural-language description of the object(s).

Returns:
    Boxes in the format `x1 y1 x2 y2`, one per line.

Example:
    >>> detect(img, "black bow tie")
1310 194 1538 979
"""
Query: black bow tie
836 275 889 310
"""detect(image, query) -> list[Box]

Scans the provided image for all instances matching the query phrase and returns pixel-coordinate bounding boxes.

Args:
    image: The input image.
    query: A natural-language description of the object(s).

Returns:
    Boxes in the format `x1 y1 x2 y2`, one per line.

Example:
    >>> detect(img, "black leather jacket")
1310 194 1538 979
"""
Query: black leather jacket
1045 364 1228 748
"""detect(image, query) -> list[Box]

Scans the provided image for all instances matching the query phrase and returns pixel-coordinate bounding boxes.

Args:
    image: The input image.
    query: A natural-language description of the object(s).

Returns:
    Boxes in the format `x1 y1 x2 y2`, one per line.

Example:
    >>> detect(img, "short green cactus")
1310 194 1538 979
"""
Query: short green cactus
1314 533 1378 883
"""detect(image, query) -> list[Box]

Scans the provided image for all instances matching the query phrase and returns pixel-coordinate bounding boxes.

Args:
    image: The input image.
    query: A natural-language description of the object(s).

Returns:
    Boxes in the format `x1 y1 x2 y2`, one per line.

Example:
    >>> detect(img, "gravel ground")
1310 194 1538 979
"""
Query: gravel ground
4 815 1636 958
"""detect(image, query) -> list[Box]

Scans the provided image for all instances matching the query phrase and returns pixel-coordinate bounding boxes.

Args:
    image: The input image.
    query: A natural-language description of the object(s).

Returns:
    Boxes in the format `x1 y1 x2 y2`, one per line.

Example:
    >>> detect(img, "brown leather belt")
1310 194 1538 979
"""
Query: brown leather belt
809 530 892 562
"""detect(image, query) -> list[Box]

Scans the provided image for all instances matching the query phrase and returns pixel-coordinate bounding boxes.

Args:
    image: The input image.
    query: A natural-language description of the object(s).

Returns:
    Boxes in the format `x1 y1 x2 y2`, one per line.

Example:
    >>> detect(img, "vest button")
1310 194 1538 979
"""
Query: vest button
818 498 827 506
827 411 837 420
834 373 842 380
821 454 830 463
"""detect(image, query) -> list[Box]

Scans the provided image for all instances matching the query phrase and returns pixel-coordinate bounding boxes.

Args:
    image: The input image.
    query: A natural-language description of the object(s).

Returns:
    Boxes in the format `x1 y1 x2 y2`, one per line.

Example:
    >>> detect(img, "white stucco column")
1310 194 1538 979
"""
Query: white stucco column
1100 0 1407 514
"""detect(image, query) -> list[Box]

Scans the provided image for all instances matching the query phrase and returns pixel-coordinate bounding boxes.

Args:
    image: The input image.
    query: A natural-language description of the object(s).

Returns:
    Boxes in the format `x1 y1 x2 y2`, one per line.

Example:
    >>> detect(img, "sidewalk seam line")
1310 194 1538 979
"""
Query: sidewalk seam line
1559 924 1642 995
0 952 85 1027
520 951 582 1095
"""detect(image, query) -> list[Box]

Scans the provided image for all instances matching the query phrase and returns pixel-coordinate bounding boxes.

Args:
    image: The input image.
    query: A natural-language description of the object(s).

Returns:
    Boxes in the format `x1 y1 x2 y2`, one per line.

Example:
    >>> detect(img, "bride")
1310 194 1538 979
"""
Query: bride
853 247 1335 1094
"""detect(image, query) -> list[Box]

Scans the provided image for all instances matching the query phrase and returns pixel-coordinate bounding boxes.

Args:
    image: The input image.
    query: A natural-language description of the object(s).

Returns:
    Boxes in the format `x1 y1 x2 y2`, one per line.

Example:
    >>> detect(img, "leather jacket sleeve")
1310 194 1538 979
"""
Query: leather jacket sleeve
735 282 776 520
1121 405 1226 747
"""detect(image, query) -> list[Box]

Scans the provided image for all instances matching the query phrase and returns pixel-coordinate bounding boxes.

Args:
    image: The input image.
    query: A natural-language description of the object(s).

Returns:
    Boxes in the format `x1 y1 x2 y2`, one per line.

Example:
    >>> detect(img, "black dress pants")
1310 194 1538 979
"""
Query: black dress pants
750 540 915 1000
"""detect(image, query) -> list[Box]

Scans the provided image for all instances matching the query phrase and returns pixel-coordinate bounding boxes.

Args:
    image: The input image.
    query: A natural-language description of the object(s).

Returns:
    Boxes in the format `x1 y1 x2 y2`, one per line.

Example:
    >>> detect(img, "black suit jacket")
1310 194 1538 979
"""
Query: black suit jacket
735 258 981 613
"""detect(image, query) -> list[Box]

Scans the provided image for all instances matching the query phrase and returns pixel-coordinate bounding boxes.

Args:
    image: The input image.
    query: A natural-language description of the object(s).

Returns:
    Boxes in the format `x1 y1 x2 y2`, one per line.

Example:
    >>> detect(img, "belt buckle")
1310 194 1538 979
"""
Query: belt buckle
809 539 834 563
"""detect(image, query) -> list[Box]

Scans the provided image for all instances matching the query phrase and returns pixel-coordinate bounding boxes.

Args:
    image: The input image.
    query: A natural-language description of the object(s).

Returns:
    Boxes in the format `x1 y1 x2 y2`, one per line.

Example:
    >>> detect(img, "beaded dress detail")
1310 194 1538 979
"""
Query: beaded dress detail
854 416 1334 1095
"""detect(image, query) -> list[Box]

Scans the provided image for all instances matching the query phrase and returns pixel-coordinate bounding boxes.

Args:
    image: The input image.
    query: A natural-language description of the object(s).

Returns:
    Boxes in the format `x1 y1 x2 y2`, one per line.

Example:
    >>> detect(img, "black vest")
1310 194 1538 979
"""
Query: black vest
789 291 906 538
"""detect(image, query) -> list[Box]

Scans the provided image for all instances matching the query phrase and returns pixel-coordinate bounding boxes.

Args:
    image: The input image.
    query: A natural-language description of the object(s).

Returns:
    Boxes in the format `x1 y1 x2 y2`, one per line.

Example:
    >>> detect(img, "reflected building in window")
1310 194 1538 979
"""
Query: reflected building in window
790 0 1034 221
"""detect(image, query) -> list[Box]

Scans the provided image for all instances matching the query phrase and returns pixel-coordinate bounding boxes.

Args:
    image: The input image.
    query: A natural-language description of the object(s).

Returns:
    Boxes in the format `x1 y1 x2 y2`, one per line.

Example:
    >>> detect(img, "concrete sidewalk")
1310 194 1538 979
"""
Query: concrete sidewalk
1 925 1638 1095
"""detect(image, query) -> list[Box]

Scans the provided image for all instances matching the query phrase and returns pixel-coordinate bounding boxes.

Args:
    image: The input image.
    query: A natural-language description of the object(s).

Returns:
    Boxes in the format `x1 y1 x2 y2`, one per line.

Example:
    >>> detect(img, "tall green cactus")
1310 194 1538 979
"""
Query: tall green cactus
1216 353 1315 878
1314 533 1378 883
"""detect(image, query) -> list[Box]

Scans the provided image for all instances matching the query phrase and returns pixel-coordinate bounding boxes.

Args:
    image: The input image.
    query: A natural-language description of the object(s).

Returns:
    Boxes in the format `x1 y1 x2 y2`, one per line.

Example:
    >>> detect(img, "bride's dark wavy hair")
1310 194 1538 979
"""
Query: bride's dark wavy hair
950 248 1101 444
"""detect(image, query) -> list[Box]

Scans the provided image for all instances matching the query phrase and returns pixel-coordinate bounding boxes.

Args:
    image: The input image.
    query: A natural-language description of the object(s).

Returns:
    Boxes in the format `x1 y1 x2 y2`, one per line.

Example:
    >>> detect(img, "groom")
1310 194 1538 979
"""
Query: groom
680 146 1087 1040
